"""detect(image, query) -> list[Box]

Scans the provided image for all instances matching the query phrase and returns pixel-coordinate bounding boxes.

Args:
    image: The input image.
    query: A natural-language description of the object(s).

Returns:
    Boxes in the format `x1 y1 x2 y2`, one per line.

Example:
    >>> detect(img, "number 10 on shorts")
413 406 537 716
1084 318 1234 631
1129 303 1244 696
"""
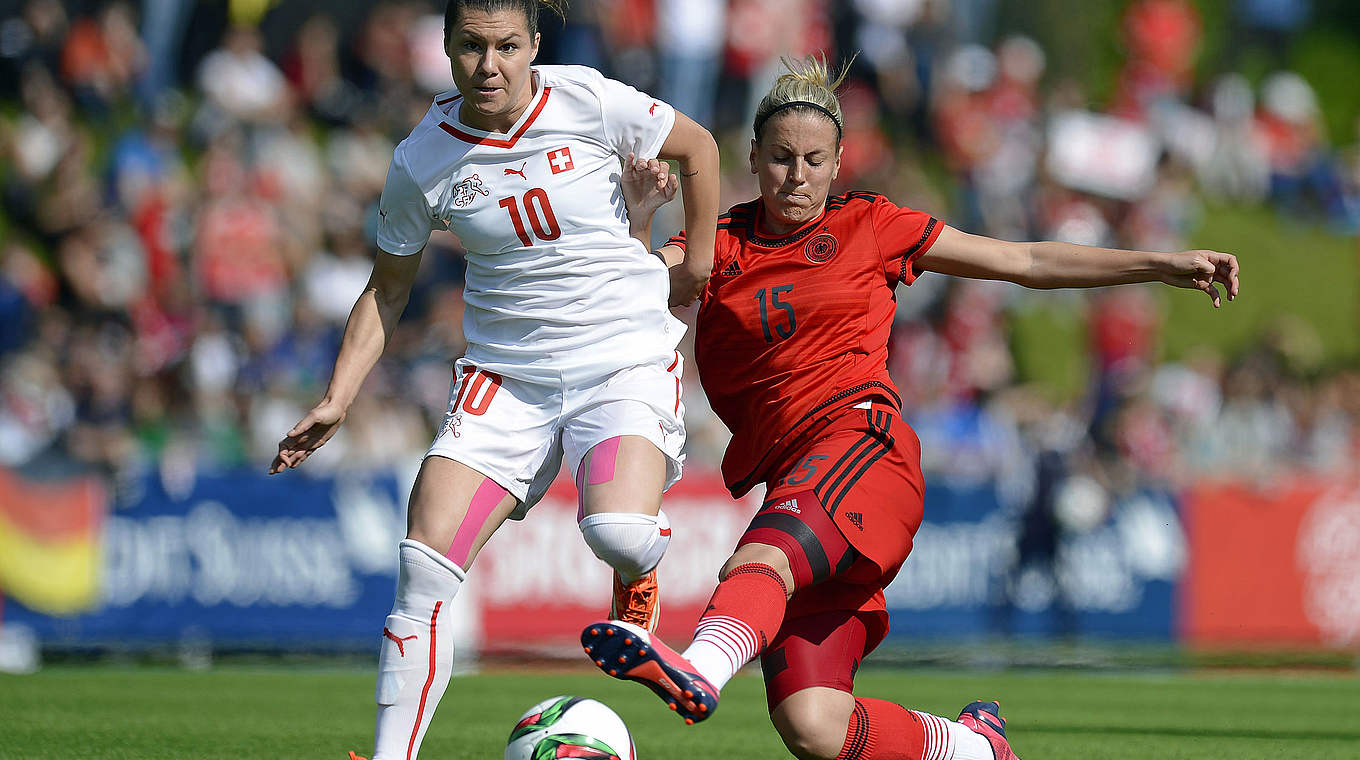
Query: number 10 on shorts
452 367 503 416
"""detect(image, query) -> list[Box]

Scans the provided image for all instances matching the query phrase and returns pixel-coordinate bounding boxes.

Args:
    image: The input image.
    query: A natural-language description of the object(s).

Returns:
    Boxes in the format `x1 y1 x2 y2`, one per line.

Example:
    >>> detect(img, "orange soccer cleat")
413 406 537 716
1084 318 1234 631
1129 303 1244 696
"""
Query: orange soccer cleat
610 569 661 632
347 752 368 760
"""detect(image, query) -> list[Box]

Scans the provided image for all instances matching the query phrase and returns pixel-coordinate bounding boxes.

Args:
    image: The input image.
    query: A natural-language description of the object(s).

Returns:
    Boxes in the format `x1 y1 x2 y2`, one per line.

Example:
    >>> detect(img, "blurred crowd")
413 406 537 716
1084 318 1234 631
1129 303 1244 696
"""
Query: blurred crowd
0 0 1358 516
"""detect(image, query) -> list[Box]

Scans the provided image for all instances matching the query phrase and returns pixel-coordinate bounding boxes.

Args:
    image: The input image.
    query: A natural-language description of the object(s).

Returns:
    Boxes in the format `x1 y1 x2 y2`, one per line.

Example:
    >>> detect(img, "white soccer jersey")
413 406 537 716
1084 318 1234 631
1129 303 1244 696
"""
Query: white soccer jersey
377 65 686 385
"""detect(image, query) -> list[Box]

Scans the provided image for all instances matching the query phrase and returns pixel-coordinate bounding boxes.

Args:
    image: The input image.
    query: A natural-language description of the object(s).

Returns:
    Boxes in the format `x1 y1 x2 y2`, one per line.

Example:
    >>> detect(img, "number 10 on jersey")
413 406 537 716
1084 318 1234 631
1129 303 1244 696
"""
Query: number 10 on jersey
499 188 562 246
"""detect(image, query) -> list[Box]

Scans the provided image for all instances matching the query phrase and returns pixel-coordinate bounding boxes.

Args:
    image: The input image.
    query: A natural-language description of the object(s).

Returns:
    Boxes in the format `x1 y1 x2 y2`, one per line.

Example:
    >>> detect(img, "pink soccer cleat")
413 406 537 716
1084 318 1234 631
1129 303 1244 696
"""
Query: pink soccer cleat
581 620 718 725
957 700 1020 760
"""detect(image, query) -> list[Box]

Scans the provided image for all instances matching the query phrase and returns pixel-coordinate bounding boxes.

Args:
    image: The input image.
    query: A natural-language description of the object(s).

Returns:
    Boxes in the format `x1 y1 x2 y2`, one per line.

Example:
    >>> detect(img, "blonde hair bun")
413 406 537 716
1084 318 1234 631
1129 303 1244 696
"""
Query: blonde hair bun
752 52 856 140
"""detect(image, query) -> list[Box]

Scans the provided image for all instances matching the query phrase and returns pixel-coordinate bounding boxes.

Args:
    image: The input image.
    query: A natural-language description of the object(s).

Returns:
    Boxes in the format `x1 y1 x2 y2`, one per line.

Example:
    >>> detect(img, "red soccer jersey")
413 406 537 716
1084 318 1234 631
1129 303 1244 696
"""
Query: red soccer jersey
670 192 943 496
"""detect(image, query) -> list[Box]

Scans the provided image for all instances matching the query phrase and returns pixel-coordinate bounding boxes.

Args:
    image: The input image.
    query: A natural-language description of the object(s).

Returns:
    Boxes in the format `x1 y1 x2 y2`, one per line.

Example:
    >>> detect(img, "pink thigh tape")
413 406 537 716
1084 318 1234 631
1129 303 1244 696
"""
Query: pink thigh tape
446 477 508 566
577 436 622 521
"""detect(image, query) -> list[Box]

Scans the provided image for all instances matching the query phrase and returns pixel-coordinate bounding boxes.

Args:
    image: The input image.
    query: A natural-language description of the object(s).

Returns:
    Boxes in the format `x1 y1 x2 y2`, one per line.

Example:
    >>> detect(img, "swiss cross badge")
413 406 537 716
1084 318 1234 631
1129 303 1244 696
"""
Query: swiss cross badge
547 147 575 174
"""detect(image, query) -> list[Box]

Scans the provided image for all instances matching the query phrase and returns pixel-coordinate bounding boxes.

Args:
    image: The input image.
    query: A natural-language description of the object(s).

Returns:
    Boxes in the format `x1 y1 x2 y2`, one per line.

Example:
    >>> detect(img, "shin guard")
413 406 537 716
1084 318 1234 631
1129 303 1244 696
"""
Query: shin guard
372 539 465 760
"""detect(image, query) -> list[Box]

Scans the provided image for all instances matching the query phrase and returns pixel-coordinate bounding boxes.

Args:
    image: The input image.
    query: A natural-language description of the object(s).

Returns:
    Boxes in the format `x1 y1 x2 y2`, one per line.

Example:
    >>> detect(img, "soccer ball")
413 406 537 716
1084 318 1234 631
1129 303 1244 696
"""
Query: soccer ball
505 695 635 760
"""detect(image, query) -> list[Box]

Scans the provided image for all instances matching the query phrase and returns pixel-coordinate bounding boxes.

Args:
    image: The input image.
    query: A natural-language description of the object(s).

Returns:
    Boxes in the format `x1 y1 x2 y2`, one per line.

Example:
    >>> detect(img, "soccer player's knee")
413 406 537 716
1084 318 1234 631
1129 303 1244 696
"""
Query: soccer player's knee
721 544 793 583
578 511 670 580
772 701 846 760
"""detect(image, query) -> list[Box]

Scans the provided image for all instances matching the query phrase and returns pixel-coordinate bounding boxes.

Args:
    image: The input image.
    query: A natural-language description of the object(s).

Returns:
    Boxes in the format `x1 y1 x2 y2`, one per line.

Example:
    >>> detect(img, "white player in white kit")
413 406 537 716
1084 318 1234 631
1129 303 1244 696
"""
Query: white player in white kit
268 2 720 758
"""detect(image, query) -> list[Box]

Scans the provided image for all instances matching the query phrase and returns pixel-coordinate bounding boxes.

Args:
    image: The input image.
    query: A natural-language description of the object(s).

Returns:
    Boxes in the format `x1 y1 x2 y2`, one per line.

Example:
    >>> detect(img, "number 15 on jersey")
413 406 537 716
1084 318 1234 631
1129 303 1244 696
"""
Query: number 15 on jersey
755 285 796 343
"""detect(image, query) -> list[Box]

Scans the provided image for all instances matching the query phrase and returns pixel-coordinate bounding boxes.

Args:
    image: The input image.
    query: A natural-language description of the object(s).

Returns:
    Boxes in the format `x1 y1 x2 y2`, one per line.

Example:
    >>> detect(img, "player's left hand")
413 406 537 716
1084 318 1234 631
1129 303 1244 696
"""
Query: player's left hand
1158 249 1239 308
668 261 709 307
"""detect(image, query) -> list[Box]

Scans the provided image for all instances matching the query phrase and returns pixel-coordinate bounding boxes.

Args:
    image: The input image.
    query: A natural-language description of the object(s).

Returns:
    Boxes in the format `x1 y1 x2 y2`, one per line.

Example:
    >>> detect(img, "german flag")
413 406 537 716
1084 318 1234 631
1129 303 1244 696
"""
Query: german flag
0 469 106 615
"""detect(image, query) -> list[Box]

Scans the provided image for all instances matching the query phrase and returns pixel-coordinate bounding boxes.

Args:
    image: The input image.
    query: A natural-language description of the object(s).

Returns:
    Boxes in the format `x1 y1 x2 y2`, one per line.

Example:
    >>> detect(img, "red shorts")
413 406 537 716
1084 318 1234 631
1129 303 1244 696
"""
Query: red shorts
738 402 925 708
761 609 882 711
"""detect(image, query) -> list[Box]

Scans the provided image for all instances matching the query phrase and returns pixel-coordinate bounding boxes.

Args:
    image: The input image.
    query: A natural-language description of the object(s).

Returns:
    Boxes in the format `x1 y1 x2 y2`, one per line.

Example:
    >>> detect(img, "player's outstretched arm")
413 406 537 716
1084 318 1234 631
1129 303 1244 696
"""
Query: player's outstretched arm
270 250 423 474
917 226 1240 307
620 153 681 265
658 111 720 306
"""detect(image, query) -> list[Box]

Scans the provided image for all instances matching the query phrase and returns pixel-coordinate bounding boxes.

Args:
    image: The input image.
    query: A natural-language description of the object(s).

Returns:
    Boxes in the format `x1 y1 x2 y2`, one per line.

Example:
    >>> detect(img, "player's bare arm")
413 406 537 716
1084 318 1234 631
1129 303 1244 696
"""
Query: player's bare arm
270 250 424 474
620 154 682 266
918 225 1241 308
657 110 720 306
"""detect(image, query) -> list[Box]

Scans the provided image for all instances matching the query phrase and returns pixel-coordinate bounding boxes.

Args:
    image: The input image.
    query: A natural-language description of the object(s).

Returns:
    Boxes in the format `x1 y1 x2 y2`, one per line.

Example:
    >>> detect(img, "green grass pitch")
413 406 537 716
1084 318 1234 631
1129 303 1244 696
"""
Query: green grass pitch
2 664 1358 759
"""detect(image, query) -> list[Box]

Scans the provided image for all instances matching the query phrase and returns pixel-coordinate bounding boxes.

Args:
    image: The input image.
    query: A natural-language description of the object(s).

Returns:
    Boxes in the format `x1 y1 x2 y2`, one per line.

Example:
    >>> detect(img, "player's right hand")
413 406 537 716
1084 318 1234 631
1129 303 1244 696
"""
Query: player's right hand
621 153 678 222
269 400 347 474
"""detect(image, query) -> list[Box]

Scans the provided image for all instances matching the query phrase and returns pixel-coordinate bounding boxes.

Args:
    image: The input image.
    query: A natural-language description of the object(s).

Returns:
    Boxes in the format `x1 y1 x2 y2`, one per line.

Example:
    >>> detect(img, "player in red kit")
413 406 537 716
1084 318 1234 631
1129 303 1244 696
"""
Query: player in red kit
583 55 1239 760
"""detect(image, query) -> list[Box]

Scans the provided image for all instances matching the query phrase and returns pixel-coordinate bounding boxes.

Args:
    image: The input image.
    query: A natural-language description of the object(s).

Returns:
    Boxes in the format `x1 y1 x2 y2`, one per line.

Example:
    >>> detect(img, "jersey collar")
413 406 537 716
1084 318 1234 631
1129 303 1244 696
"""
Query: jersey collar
750 201 829 248
437 70 551 149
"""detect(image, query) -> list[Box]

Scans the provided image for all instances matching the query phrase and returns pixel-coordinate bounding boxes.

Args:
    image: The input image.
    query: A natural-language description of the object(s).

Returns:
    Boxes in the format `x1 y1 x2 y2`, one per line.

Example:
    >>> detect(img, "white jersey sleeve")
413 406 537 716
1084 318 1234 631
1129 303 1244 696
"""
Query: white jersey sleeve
376 149 446 256
595 74 676 160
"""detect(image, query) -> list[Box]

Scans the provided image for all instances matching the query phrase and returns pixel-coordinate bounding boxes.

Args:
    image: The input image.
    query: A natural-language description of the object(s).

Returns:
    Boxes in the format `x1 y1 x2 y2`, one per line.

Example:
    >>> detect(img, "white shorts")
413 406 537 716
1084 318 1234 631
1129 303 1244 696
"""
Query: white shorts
426 353 686 519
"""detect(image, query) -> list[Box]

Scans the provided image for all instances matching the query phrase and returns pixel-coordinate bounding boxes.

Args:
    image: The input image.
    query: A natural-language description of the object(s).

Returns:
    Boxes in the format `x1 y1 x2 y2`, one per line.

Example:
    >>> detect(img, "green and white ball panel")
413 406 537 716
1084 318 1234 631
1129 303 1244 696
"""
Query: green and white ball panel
505 696 635 760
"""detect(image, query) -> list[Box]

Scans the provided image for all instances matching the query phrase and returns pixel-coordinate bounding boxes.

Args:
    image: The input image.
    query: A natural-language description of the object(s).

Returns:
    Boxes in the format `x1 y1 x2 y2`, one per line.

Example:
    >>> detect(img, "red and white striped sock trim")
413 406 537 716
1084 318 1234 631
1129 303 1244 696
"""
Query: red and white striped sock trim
690 614 759 675
911 711 957 760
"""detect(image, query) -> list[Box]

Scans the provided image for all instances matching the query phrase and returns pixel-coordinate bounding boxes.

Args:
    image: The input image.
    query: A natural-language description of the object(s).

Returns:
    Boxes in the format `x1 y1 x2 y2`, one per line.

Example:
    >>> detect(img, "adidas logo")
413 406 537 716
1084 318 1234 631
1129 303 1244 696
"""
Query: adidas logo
719 260 742 277
845 511 864 530
771 499 800 514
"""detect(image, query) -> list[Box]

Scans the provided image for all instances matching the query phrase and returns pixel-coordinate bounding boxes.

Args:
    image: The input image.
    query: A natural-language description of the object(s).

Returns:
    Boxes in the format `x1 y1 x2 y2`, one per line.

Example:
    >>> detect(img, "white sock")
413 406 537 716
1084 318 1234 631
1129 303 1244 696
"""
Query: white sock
911 711 996 760
372 539 465 760
680 616 759 691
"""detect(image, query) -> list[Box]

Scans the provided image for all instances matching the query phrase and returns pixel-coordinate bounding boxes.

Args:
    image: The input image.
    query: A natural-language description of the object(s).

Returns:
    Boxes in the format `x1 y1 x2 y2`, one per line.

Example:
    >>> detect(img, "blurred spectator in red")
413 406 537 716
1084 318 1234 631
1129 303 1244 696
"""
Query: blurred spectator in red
1113 0 1201 119
60 1 144 112
192 132 289 335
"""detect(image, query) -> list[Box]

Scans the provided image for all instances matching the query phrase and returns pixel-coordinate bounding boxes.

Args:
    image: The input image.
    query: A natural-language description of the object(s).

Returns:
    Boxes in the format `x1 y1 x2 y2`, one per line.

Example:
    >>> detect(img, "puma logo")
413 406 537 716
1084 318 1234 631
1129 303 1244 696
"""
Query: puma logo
649 102 659 115
504 161 527 180
383 628 418 657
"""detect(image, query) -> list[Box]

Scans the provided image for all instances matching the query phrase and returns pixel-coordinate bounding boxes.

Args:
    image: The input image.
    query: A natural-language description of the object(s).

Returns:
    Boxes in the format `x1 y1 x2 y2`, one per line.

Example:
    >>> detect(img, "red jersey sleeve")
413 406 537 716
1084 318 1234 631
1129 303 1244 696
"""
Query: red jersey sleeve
870 196 942 287
664 230 687 252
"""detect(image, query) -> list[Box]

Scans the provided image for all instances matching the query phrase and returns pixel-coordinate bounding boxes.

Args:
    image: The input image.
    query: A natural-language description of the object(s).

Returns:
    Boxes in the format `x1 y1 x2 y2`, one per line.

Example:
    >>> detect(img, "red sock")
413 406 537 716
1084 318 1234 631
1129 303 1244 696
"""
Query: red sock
836 697 928 760
680 563 787 689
